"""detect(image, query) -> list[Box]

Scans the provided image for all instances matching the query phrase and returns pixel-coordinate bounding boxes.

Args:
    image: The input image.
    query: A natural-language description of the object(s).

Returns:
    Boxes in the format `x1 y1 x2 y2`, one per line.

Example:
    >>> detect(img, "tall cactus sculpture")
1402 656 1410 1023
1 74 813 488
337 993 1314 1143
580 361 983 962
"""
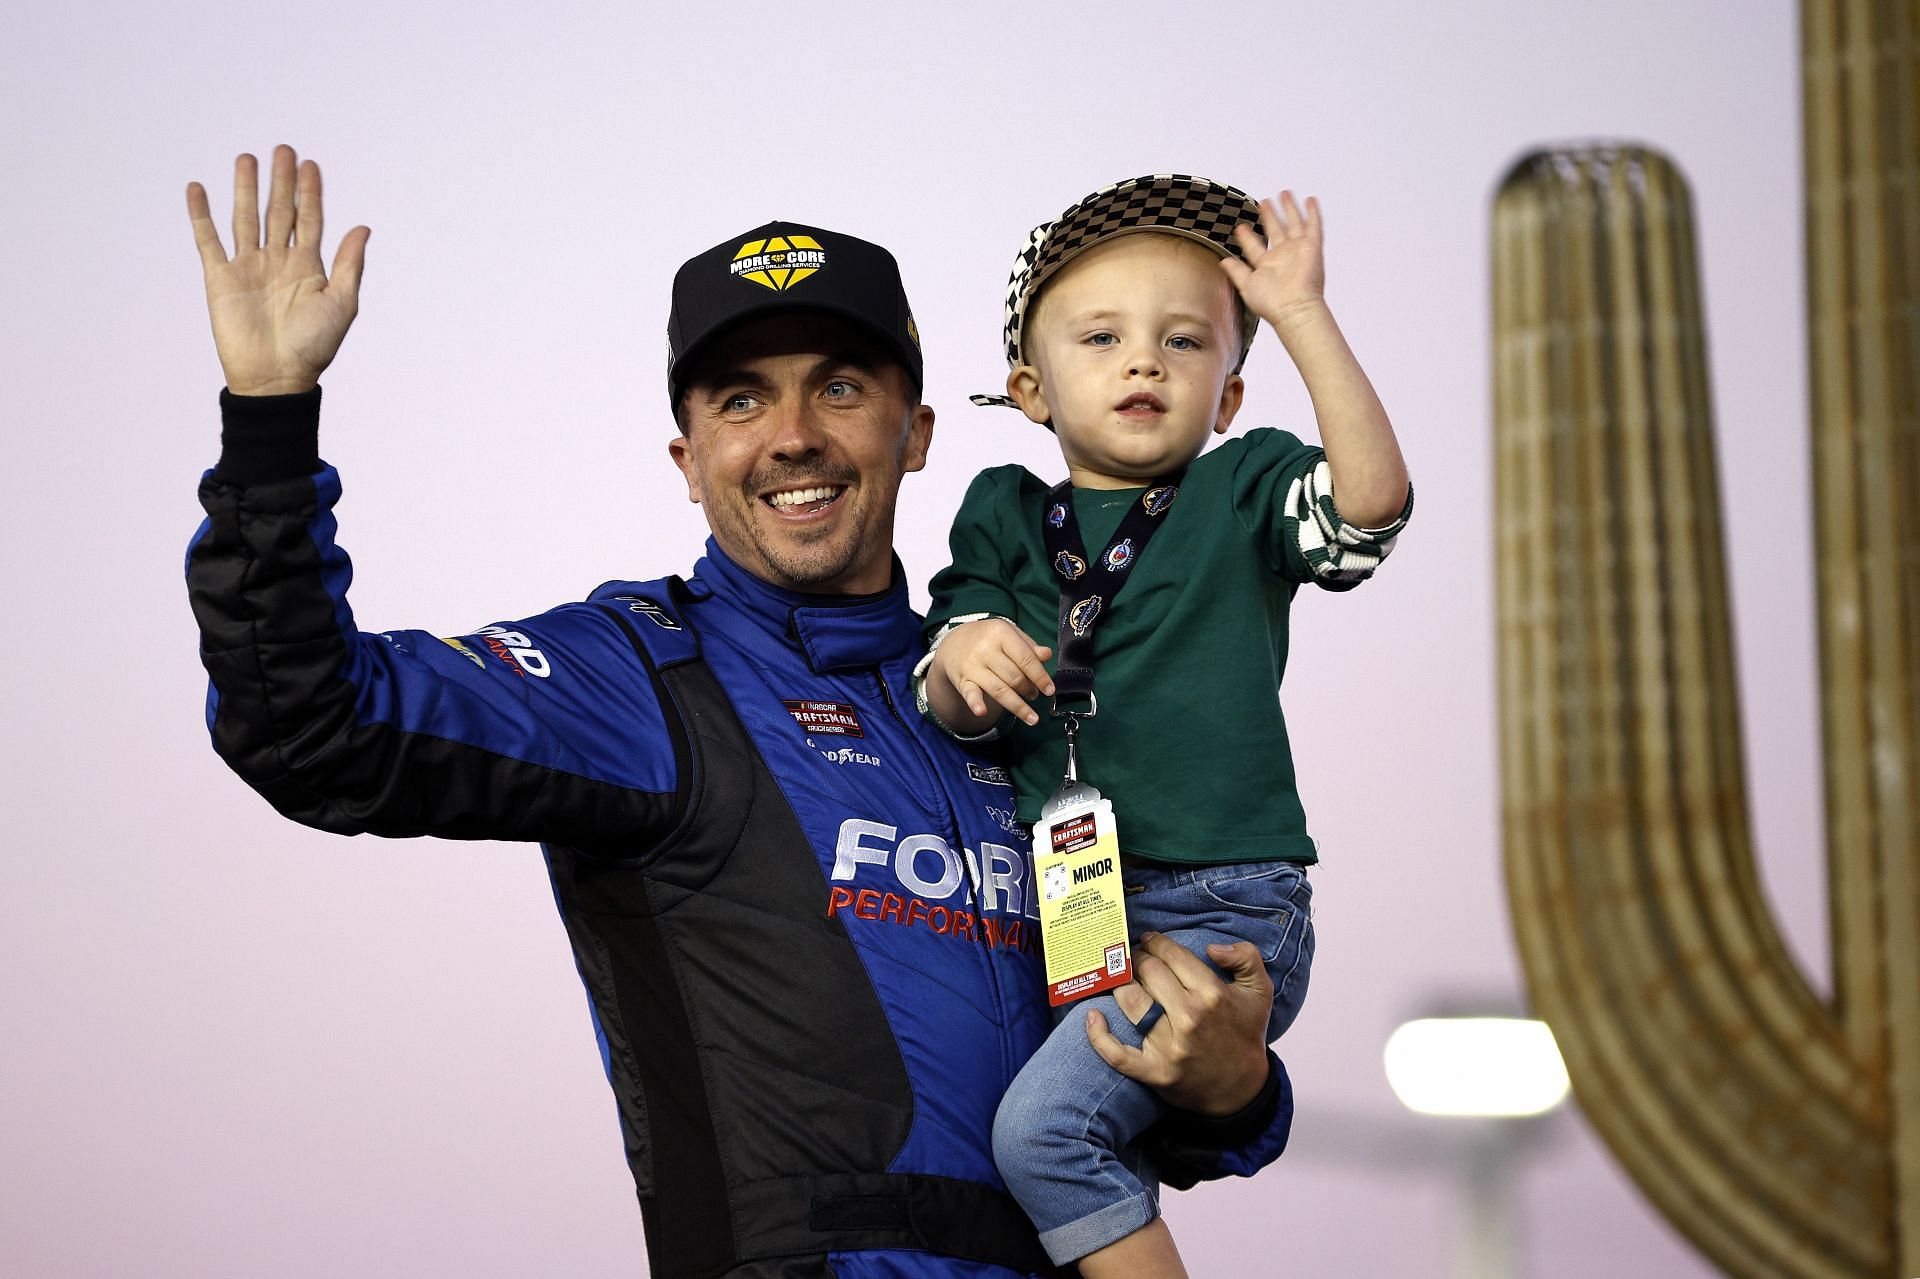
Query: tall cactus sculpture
1492 5 1917 1276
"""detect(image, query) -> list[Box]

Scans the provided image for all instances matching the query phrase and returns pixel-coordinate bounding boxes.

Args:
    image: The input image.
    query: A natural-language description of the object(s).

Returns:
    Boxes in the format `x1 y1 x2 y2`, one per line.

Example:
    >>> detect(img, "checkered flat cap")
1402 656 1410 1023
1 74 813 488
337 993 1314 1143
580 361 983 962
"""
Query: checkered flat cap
971 174 1263 409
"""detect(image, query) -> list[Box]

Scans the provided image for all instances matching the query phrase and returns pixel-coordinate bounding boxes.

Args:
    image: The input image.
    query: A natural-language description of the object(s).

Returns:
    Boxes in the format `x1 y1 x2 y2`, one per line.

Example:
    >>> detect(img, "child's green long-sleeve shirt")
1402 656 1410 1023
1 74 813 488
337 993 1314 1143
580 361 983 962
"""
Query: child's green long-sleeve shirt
923 427 1410 865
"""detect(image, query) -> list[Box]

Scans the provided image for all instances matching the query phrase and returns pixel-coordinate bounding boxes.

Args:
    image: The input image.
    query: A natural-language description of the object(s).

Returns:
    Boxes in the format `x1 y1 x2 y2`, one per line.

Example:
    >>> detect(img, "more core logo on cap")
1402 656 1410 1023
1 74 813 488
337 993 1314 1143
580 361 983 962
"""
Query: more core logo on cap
731 234 828 291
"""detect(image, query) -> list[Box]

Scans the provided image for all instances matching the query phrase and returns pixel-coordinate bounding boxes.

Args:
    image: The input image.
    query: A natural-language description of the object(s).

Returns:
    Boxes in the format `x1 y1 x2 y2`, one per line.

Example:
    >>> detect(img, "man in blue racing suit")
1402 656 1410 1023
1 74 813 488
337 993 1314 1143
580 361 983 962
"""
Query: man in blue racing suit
183 145 1292 1278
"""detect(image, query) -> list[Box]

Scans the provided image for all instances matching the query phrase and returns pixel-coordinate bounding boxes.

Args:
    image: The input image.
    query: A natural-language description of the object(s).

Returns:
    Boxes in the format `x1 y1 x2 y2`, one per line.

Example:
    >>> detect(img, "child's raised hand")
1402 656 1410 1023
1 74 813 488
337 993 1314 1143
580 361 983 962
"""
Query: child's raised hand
1220 190 1326 334
930 619 1055 728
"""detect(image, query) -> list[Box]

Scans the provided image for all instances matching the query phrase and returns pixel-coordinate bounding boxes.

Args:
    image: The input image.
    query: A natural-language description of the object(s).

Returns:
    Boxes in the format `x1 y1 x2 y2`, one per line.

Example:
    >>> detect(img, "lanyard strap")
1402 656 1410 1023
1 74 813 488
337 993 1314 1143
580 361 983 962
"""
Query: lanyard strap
1039 471 1185 714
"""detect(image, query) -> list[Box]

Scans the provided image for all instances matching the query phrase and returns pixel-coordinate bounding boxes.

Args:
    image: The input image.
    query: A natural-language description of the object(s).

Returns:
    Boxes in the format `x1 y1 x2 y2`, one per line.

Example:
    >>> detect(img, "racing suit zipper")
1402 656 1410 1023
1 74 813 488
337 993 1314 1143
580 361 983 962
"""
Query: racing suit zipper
870 667 1014 1081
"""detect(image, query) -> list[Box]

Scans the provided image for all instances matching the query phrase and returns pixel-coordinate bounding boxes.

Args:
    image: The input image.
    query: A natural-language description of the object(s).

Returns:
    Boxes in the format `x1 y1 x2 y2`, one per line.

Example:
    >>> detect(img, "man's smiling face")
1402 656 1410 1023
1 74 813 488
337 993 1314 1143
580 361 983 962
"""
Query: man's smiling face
669 314 935 595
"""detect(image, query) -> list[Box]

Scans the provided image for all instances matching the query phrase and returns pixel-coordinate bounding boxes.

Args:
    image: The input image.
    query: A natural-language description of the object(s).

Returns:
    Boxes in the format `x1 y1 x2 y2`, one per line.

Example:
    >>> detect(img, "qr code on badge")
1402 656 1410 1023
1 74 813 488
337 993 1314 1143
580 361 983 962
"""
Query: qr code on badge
1043 863 1072 902
1105 943 1127 976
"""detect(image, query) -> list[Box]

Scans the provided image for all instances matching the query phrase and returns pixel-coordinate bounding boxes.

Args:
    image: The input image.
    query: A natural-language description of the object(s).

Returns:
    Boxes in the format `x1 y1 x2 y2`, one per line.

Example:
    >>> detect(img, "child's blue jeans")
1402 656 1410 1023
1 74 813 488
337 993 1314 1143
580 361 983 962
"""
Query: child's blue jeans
991 858 1315 1264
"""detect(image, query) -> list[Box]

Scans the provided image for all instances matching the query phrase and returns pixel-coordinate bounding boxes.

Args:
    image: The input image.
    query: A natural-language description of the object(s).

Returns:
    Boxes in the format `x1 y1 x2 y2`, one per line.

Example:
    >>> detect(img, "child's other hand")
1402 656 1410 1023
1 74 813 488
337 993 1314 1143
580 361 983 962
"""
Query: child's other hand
1221 190 1326 334
931 619 1055 728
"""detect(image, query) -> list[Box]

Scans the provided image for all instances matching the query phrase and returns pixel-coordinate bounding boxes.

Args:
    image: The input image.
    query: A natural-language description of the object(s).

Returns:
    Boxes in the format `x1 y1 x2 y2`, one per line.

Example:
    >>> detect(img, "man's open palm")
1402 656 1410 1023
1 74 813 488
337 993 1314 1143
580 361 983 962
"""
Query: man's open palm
187 144 368 396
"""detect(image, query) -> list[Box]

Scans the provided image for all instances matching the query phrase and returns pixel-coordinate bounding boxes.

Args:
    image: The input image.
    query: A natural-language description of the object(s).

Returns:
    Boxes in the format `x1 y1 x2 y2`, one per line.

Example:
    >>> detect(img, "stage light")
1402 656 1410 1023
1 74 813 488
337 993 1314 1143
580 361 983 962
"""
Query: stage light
1383 1017 1570 1117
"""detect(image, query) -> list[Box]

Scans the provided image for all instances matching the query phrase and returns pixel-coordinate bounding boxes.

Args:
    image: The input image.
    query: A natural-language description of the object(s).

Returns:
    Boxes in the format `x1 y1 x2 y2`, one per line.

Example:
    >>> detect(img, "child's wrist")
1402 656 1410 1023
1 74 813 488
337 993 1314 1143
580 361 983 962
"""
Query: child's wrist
1262 296 1334 341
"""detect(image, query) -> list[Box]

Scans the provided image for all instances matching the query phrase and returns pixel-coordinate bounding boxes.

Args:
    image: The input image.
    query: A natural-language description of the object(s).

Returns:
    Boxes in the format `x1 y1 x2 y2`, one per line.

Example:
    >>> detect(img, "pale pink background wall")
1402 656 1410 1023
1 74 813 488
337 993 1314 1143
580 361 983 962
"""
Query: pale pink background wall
2 2 1821 1275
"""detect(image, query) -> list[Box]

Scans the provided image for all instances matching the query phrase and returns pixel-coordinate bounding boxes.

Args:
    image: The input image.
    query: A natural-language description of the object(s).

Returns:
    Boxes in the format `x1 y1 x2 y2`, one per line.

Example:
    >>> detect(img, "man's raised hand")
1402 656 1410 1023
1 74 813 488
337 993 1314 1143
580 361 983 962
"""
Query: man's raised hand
186 145 369 396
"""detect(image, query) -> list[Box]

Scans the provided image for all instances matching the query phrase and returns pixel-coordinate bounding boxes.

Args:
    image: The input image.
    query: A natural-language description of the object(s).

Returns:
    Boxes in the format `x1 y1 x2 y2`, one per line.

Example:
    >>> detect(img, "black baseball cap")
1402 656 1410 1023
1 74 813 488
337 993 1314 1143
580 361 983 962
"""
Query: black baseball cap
666 221 924 409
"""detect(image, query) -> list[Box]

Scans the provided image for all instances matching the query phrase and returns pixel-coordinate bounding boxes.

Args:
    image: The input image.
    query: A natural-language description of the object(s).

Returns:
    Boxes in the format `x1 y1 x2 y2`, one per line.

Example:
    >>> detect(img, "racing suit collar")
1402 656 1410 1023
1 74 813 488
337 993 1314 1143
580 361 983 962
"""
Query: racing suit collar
694 538 923 674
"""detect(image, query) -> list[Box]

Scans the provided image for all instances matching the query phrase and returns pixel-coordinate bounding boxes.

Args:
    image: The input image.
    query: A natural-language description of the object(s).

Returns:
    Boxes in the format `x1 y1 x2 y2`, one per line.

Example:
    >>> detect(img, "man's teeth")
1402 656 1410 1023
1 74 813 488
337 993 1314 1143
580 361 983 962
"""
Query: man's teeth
768 486 843 508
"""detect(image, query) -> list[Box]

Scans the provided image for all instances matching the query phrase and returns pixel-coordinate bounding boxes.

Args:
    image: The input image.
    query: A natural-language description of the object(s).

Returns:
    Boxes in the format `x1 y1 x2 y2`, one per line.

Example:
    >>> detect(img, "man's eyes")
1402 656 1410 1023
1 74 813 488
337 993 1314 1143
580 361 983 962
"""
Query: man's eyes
723 393 758 413
823 379 859 399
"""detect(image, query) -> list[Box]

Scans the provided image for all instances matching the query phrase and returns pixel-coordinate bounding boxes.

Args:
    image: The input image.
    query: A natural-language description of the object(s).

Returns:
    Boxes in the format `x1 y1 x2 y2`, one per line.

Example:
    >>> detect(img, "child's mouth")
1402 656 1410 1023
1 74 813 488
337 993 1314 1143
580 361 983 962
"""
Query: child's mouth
1115 393 1166 416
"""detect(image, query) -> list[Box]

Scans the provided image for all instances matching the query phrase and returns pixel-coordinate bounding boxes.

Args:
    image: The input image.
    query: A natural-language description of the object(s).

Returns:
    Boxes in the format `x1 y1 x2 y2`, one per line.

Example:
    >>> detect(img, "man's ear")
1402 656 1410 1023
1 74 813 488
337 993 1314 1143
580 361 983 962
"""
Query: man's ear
902 403 936 474
667 436 702 504
1007 366 1050 427
1214 373 1246 434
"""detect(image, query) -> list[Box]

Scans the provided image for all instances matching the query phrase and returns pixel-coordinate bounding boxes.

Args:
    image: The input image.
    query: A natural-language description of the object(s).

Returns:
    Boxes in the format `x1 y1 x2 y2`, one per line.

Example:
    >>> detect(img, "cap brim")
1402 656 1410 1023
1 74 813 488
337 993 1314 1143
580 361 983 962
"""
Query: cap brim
669 299 922 407
1030 223 1234 296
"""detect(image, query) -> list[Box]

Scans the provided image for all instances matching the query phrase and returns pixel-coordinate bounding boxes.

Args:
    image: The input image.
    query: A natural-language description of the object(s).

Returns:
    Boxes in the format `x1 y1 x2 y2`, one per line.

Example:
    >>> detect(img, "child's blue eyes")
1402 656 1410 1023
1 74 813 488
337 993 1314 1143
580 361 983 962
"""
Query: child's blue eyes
1083 333 1202 351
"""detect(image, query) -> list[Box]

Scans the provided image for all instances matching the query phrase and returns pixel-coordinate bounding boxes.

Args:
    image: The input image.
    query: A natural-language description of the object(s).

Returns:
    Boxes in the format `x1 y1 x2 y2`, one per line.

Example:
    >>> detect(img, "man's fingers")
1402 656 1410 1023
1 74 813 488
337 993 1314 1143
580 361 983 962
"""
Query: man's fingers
1086 1008 1163 1084
1112 980 1154 1024
294 158 323 254
1132 933 1231 1026
1130 949 1199 1026
1140 931 1225 988
264 144 298 249
1207 939 1271 992
231 152 260 255
330 225 370 308
186 181 228 271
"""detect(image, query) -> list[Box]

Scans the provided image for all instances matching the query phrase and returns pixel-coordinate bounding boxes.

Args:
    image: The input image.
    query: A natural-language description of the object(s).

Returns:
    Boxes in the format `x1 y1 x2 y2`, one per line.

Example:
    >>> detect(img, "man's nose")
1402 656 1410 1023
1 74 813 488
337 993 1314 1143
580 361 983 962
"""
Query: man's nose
770 399 829 459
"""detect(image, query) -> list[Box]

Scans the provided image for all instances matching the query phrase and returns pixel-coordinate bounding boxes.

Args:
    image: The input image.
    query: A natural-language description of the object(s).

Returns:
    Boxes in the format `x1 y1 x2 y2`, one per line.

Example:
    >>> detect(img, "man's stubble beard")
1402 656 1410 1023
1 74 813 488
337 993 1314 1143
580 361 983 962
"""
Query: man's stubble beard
752 508 862 589
730 484 898 593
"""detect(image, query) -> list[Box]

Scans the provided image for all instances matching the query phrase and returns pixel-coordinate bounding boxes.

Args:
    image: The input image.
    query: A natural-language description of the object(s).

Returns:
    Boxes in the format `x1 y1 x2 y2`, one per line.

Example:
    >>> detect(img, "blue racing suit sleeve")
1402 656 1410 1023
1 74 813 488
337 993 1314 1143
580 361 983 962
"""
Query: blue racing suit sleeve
186 387 680 846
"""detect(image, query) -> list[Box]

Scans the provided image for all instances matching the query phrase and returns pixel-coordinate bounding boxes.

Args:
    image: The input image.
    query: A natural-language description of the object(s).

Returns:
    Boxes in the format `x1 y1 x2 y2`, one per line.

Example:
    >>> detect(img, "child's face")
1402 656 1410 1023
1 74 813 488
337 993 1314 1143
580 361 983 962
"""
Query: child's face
1012 233 1245 487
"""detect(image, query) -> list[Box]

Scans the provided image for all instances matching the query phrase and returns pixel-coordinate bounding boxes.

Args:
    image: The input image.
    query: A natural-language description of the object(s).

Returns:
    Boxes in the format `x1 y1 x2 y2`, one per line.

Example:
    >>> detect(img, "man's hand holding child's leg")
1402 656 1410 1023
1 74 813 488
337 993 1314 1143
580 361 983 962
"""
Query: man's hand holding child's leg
925 619 1055 734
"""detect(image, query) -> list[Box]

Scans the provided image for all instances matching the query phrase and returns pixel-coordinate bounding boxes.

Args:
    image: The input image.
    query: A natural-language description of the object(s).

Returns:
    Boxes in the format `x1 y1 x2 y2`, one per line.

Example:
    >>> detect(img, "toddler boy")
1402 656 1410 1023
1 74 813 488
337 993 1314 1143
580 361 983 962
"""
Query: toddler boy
916 175 1413 1277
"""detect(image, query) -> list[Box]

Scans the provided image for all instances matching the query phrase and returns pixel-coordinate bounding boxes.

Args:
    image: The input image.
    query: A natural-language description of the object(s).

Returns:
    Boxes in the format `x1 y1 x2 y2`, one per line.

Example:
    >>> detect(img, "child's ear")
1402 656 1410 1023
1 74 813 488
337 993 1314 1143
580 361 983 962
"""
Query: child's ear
1214 373 1245 433
1007 366 1051 427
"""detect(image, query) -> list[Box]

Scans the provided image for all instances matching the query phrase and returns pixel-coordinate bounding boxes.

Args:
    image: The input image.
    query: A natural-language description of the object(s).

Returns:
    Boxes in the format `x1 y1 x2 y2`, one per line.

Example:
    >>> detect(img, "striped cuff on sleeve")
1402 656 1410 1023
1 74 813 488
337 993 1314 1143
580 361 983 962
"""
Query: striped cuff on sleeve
1284 461 1413 587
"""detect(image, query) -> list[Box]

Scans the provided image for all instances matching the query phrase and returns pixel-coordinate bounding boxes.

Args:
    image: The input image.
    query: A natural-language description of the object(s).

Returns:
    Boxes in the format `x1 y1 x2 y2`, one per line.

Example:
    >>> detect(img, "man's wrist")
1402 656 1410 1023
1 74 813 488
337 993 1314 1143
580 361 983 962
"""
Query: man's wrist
1191 1043 1274 1117
227 376 320 397
212 385 323 484
1164 1049 1282 1131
